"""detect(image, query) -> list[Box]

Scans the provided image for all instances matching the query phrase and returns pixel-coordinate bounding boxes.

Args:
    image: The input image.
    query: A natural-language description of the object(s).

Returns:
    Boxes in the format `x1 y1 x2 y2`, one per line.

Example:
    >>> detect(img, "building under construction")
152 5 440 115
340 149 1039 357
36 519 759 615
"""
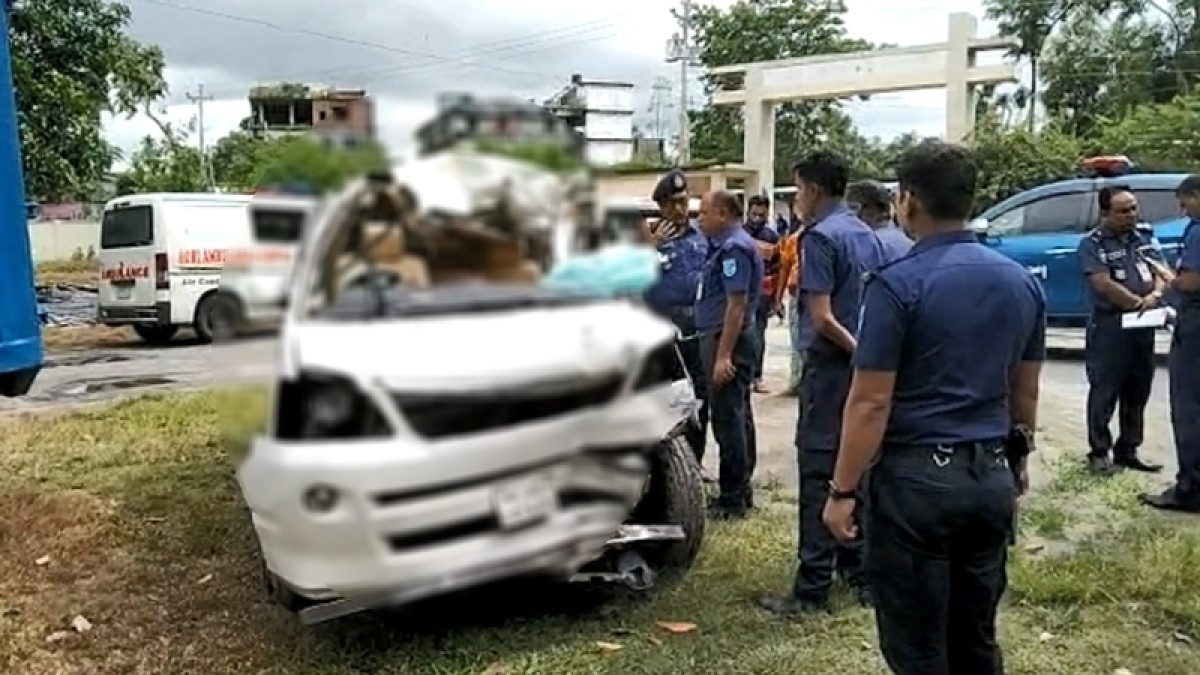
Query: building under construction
247 84 375 150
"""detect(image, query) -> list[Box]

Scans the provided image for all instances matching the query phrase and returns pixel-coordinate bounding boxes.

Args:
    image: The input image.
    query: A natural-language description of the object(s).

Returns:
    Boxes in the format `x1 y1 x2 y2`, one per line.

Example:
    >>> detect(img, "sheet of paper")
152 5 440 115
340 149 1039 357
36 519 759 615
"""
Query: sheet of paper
1122 308 1169 329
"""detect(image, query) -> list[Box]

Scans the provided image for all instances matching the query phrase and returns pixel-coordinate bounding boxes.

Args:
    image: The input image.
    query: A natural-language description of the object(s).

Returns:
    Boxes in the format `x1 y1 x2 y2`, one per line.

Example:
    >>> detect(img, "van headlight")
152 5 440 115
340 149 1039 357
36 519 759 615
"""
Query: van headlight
308 386 355 428
273 374 392 440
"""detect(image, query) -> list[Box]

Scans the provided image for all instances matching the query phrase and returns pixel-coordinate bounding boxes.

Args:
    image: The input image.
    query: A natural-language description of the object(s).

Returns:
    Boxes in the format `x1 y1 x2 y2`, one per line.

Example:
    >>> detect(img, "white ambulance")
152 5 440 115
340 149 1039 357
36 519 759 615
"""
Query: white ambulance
97 192 252 344
219 192 317 330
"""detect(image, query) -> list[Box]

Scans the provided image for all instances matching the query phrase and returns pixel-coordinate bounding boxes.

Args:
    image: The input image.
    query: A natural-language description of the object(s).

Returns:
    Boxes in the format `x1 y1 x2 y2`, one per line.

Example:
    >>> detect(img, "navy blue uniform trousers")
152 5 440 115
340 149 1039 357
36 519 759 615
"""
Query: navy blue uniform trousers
1085 314 1156 459
676 335 709 463
866 443 1014 675
1171 308 1200 499
699 326 758 507
794 348 865 600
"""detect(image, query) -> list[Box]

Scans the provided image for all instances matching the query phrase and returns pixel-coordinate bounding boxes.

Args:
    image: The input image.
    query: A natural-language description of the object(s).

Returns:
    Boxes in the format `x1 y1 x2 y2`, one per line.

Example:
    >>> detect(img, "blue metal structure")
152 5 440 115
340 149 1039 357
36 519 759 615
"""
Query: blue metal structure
973 169 1189 326
0 0 43 396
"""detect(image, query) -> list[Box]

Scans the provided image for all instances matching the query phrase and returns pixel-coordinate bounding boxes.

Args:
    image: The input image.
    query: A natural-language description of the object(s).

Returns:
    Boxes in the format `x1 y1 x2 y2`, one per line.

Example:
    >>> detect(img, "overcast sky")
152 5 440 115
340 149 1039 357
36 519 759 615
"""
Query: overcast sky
104 0 1001 167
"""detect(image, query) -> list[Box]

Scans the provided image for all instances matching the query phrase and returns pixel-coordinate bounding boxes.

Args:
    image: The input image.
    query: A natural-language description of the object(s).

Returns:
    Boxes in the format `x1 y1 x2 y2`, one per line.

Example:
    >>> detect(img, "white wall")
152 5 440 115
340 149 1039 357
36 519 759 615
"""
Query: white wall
587 141 634 166
581 84 634 112
28 220 100 263
585 111 633 140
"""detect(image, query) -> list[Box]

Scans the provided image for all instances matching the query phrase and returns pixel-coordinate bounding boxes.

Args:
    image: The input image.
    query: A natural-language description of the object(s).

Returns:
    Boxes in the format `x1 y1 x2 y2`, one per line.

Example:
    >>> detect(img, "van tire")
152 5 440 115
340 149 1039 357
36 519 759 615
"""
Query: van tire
194 292 243 344
628 433 706 576
132 324 178 345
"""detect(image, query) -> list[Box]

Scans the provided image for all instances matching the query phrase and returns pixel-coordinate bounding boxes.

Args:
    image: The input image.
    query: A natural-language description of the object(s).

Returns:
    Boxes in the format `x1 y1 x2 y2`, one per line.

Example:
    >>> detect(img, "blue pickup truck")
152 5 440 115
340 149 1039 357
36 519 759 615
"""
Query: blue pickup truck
969 172 1189 326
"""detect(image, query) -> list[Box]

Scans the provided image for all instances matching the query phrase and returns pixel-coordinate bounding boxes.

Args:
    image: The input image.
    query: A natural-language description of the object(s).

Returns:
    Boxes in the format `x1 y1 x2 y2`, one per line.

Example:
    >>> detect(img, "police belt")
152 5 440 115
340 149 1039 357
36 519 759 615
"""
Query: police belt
883 439 1006 462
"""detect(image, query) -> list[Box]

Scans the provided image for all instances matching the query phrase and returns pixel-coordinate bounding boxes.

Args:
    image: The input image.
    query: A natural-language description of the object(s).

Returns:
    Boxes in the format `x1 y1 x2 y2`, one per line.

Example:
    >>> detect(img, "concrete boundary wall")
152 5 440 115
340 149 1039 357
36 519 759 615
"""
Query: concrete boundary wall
28 220 100 262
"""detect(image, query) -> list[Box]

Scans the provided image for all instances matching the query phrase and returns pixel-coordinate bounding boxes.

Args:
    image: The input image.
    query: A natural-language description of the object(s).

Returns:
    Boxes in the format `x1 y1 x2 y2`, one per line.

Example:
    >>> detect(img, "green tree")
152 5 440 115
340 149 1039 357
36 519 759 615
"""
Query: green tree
1098 90 1200 171
686 0 874 186
10 0 166 200
983 0 1087 127
251 136 389 193
967 114 1086 212
115 117 205 195
211 127 272 191
1040 7 1175 135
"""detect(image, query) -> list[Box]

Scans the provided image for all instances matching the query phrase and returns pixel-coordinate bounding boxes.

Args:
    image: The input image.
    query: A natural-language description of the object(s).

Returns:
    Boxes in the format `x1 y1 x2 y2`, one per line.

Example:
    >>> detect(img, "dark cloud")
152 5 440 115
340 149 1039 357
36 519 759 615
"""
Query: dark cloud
126 0 666 107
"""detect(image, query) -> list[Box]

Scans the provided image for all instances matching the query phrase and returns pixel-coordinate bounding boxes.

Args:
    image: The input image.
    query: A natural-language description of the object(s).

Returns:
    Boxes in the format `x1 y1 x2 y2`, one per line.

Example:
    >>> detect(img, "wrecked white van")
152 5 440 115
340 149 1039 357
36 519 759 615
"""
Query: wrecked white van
235 154 706 624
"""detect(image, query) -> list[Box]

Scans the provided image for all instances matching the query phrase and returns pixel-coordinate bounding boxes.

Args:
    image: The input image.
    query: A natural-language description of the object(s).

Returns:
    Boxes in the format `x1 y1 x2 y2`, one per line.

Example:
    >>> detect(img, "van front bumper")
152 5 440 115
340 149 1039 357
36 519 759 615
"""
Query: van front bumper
97 301 171 326
238 381 679 616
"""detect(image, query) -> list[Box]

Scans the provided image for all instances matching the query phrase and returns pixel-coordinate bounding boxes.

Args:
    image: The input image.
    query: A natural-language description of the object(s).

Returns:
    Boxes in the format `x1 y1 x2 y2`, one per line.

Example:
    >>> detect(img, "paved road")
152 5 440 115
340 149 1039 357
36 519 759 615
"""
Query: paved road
2 324 1179 496
0 337 276 414
734 324 1175 494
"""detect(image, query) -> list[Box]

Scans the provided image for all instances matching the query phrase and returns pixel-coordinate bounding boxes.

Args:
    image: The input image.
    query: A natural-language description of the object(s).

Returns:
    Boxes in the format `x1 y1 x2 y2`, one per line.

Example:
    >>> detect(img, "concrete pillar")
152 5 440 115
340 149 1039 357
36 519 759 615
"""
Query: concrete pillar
288 102 295 127
945 12 976 142
742 66 774 214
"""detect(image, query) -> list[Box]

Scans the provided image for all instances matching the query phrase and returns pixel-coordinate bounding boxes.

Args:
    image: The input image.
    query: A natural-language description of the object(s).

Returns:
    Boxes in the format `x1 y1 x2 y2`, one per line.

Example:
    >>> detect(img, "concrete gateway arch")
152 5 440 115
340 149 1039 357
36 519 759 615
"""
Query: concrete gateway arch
708 13 1018 198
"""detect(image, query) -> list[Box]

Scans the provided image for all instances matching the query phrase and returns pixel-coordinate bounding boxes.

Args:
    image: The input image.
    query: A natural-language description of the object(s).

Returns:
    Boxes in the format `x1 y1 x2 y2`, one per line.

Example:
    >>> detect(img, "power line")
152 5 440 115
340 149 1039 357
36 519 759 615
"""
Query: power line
197 16 627 99
130 0 595 85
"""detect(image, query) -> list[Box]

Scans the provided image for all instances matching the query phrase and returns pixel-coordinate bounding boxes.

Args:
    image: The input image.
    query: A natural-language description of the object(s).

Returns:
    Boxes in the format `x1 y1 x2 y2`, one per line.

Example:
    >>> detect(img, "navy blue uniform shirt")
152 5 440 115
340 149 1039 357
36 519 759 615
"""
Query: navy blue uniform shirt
854 230 1047 446
694 225 764 332
644 221 708 331
1077 224 1163 313
1179 218 1200 307
797 201 887 353
874 224 914 261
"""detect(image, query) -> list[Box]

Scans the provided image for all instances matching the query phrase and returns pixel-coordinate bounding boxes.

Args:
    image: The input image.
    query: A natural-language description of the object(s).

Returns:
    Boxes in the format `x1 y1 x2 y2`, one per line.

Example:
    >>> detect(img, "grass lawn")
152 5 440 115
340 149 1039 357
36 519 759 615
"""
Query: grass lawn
35 260 97 287
2 389 1200 674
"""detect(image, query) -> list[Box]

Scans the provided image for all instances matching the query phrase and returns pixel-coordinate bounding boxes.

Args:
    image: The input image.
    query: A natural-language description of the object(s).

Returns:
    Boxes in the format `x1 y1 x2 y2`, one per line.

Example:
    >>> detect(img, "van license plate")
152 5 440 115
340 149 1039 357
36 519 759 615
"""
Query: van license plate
116 286 131 300
493 474 555 530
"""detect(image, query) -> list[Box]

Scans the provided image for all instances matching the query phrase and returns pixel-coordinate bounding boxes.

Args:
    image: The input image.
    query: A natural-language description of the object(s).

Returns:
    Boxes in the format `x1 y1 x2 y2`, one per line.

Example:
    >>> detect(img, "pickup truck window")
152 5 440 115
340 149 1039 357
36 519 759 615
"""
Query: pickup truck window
1134 189 1180 224
991 192 1089 236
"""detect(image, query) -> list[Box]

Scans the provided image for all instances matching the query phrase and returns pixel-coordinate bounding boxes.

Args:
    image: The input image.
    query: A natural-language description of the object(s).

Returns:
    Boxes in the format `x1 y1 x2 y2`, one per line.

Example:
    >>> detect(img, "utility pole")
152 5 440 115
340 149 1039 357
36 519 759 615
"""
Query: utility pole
186 84 214 189
649 77 673 139
666 1 696 165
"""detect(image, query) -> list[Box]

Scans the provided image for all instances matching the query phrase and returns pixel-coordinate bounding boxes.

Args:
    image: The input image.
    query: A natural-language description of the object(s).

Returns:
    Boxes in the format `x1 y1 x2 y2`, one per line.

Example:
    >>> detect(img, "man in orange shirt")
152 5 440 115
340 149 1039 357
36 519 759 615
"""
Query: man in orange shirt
774 204 808 396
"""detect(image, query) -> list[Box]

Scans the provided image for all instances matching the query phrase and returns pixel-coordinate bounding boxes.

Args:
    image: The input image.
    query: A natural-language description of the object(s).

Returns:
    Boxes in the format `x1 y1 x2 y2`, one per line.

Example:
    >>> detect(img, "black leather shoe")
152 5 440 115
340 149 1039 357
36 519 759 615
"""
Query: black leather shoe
1140 488 1200 513
1114 456 1163 473
758 595 830 618
1087 455 1117 476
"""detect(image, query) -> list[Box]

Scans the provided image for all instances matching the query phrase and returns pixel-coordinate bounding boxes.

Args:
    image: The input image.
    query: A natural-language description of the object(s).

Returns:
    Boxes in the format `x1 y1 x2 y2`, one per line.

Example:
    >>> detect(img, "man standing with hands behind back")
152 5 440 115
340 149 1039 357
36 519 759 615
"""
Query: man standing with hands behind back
694 190 764 519
761 150 885 617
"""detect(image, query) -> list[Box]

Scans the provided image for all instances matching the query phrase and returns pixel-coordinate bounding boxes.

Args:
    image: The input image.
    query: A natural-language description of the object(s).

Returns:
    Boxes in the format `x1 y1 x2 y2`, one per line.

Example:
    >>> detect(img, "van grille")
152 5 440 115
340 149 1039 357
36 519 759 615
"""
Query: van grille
392 374 625 439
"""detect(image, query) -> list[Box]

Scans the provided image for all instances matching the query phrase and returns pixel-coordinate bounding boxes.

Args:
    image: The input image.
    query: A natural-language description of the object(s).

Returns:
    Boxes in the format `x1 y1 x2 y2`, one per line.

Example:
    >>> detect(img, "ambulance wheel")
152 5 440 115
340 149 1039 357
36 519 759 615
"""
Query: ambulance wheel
131 324 178 345
628 434 706 575
194 292 243 344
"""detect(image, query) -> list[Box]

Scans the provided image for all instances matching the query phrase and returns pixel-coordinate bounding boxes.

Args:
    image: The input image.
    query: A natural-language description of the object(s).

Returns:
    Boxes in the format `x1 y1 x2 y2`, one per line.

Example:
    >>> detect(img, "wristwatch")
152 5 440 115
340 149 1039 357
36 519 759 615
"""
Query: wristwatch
827 480 856 500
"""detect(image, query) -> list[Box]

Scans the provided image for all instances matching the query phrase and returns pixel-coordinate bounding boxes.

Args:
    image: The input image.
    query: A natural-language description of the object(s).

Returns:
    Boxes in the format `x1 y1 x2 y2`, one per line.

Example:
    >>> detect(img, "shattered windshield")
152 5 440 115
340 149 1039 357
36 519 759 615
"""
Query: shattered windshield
302 156 597 319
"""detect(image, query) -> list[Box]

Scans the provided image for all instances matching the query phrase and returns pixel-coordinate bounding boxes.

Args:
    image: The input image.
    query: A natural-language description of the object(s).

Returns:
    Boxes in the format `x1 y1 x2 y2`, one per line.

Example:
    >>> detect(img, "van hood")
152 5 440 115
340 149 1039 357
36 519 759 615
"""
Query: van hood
288 300 675 393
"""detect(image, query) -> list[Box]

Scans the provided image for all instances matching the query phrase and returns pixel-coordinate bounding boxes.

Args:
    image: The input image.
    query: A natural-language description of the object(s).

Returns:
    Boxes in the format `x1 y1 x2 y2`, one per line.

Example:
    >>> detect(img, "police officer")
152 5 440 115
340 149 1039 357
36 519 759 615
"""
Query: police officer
847 179 913 259
824 140 1045 675
695 189 764 518
644 169 711 466
1141 174 1200 512
745 194 781 393
1077 186 1166 476
760 150 887 616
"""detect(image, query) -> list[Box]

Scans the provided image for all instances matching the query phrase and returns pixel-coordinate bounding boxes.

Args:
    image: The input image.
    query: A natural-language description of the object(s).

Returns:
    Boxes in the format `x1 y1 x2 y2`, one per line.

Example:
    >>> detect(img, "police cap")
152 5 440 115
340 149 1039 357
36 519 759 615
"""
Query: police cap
651 169 688 203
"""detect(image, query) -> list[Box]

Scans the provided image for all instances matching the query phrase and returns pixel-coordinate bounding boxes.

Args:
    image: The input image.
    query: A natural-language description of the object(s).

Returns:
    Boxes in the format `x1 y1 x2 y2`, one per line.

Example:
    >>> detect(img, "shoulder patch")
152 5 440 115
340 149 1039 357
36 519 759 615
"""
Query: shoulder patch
722 257 738 278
